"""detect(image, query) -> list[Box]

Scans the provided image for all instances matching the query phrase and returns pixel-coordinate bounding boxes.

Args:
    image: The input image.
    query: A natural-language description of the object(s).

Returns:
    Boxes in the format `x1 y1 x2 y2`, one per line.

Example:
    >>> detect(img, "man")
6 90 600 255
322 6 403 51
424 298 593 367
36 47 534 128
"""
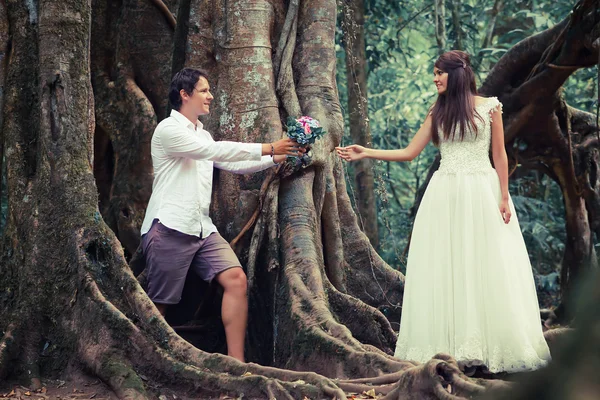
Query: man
141 68 301 362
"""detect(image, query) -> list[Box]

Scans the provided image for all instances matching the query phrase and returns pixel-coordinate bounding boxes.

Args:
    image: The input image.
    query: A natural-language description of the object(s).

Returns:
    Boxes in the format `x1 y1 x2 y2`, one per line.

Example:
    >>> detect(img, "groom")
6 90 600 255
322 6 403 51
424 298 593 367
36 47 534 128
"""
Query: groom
140 68 302 362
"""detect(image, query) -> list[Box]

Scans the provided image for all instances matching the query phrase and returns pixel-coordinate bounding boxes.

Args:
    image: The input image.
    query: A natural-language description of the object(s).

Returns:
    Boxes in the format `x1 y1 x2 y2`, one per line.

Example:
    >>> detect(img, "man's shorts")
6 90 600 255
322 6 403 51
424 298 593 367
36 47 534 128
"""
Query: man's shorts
141 220 241 305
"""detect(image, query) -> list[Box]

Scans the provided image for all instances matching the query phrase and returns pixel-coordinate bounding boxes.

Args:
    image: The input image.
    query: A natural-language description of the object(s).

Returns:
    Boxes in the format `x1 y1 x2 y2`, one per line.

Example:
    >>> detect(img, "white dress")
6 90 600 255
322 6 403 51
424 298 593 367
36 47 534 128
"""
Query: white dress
394 97 552 373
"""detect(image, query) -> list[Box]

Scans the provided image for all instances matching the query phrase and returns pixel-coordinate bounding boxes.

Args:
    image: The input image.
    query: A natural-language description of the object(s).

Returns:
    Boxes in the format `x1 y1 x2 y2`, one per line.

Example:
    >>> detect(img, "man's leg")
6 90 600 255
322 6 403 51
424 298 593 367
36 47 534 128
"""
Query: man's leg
155 303 168 316
215 267 248 362
144 220 198 317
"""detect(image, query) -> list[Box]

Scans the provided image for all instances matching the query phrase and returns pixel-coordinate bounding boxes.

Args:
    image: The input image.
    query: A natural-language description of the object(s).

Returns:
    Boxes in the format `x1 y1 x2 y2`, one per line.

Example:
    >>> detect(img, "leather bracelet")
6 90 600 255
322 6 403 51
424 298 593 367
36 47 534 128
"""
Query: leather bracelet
270 143 275 157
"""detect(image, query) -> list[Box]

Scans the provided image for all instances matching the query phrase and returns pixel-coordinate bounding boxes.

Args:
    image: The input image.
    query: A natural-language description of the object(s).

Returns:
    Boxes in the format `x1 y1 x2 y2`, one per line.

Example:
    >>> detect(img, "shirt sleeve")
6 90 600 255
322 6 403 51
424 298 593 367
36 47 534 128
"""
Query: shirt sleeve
158 122 262 162
214 156 277 174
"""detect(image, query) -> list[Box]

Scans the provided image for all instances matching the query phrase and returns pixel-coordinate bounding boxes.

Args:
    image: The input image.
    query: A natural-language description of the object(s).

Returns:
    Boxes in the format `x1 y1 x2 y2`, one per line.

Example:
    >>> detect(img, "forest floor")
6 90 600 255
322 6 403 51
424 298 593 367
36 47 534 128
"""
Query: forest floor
0 368 389 400
0 368 210 400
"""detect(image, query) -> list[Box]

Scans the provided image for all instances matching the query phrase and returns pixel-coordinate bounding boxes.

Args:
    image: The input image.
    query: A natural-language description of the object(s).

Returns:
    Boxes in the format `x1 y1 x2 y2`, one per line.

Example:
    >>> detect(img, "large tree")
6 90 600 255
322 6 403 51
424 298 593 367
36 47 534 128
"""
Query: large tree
0 0 598 399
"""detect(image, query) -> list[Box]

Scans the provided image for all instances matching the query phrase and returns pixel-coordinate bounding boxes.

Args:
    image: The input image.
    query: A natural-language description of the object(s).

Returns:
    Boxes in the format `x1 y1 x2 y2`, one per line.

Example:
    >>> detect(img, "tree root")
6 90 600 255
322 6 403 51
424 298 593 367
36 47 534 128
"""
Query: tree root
79 233 349 398
327 281 397 354
379 358 486 400
320 161 347 292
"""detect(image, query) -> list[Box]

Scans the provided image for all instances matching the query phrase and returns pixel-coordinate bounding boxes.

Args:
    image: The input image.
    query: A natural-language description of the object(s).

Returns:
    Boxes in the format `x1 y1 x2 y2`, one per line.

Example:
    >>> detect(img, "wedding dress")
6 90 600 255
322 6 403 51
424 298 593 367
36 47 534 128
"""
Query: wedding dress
394 97 551 373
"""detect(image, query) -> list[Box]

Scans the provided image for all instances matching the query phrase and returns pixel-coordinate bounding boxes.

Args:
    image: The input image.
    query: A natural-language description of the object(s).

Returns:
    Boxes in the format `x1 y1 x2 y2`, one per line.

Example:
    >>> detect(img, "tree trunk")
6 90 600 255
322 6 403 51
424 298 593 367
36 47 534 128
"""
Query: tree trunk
449 0 463 50
340 0 379 249
434 0 446 53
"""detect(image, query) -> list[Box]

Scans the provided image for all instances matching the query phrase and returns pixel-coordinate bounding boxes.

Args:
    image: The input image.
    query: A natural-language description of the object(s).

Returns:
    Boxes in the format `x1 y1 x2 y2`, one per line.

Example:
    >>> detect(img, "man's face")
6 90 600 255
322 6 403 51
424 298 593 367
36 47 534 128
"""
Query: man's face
183 76 213 116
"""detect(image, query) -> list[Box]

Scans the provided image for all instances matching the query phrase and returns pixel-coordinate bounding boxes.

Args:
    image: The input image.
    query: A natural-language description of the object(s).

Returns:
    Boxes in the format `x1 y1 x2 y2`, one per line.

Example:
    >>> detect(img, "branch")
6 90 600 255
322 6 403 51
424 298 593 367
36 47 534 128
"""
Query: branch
395 4 433 42
149 0 176 30
481 0 503 50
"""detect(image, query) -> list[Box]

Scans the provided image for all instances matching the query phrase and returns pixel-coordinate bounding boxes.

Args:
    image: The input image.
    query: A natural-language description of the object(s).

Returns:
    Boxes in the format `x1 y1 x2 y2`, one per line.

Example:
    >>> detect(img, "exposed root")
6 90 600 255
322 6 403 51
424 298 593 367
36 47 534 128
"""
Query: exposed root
77 235 350 398
379 359 486 400
273 0 301 117
327 281 397 353
266 178 281 271
321 161 347 292
338 370 410 385
336 381 395 395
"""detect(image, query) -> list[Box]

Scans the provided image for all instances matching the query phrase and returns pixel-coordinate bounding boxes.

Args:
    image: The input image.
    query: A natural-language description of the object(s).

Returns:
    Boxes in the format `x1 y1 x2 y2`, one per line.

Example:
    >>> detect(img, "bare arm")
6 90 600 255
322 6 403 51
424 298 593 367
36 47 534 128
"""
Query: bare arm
336 114 433 162
490 105 511 223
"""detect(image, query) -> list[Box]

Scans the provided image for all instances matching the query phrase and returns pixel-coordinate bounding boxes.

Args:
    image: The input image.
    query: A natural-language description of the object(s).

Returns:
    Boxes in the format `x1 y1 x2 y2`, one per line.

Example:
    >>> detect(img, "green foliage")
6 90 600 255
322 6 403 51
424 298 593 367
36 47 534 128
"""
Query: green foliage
336 0 596 283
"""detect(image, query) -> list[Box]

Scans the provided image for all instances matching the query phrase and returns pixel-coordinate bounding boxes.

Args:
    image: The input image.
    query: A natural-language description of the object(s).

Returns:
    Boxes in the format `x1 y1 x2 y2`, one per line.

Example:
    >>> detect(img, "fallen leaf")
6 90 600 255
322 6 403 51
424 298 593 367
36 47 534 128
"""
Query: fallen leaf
242 372 252 376
294 380 306 385
24 391 31 396
362 389 376 398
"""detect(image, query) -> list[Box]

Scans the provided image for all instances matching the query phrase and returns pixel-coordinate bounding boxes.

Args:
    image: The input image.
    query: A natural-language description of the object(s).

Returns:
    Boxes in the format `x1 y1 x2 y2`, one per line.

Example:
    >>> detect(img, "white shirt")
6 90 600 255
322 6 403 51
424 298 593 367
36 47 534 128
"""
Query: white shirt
141 110 276 238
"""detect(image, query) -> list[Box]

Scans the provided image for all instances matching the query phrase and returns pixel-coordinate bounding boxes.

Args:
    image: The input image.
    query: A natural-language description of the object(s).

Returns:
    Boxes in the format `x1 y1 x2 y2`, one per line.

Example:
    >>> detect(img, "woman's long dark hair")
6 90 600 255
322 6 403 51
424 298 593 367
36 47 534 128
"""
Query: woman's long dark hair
430 51 482 145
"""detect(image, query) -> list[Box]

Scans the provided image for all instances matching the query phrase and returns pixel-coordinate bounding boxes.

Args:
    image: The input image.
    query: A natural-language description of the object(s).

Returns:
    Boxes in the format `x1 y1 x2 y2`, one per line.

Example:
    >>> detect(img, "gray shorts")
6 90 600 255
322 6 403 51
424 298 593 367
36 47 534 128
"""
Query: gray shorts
142 220 241 305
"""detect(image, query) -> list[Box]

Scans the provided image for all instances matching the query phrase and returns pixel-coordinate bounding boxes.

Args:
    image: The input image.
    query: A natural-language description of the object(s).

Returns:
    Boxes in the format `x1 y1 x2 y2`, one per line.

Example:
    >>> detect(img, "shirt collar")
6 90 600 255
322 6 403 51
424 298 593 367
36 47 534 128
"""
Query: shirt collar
170 109 204 131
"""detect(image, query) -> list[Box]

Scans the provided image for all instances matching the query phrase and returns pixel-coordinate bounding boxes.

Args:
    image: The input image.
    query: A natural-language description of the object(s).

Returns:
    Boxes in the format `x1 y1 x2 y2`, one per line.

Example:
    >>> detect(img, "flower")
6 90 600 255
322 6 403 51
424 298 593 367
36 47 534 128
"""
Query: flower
285 116 327 166
286 116 325 146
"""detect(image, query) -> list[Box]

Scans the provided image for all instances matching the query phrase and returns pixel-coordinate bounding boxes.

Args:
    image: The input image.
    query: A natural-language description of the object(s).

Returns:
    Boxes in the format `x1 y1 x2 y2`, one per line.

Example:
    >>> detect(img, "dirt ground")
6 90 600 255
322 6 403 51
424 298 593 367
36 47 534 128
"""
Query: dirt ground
0 369 200 400
0 370 391 399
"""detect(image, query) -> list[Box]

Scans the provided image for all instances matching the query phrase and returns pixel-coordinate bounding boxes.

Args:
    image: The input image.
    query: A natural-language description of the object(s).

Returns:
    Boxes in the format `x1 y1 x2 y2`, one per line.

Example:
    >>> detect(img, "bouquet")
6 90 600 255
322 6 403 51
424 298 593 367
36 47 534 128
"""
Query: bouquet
285 116 326 165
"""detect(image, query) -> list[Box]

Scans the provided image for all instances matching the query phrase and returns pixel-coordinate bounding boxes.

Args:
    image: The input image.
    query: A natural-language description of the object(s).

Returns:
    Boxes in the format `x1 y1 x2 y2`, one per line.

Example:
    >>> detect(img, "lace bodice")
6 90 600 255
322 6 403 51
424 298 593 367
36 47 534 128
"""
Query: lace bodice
437 97 502 174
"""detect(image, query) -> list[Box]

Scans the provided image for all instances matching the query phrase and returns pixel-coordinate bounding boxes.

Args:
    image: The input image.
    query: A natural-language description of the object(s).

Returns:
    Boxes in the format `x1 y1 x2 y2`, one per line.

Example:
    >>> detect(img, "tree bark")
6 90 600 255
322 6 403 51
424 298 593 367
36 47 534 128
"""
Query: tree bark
449 0 463 50
434 0 446 53
340 0 379 249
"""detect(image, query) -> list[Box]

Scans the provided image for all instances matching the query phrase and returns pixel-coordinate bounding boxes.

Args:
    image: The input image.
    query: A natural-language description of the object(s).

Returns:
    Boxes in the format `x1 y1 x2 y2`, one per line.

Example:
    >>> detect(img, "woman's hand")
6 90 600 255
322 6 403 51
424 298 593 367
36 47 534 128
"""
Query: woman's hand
499 199 511 224
336 145 368 161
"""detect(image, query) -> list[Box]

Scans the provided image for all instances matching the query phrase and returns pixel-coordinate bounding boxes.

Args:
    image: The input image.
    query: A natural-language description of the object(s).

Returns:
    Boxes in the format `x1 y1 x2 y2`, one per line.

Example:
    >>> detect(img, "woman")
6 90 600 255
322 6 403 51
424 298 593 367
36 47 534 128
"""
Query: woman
336 50 551 373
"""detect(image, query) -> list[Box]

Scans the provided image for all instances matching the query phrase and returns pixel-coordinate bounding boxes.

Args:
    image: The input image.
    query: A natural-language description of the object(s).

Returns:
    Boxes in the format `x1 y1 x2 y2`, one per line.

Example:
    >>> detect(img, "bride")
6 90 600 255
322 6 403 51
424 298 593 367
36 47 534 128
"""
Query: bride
336 50 551 373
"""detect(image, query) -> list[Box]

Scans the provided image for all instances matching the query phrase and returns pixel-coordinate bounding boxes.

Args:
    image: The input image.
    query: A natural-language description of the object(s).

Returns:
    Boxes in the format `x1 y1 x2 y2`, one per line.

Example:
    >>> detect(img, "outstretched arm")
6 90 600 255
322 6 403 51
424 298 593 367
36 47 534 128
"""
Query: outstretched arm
160 123 300 162
490 106 511 224
215 146 305 174
336 114 433 162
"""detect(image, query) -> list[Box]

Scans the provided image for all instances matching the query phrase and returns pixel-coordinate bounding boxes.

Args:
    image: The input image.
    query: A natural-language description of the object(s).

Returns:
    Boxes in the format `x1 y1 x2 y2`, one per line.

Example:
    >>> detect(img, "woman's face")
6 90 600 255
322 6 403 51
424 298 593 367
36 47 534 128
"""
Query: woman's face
433 67 448 94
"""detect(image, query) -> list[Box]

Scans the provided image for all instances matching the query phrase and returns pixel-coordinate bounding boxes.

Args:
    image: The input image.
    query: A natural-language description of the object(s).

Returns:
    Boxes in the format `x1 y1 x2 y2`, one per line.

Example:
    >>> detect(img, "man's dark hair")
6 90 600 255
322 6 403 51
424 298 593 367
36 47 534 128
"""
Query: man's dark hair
168 68 209 111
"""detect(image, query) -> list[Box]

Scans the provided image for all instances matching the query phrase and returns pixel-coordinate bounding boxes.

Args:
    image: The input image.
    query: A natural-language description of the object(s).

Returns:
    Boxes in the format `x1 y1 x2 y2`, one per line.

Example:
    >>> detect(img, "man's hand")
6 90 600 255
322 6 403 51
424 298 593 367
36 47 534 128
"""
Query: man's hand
335 145 368 161
264 138 307 158
265 138 301 157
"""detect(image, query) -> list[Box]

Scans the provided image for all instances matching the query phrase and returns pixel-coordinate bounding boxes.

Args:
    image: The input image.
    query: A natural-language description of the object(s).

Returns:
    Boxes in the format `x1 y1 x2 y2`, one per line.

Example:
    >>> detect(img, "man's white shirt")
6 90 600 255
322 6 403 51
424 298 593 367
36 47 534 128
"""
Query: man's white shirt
141 110 276 238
